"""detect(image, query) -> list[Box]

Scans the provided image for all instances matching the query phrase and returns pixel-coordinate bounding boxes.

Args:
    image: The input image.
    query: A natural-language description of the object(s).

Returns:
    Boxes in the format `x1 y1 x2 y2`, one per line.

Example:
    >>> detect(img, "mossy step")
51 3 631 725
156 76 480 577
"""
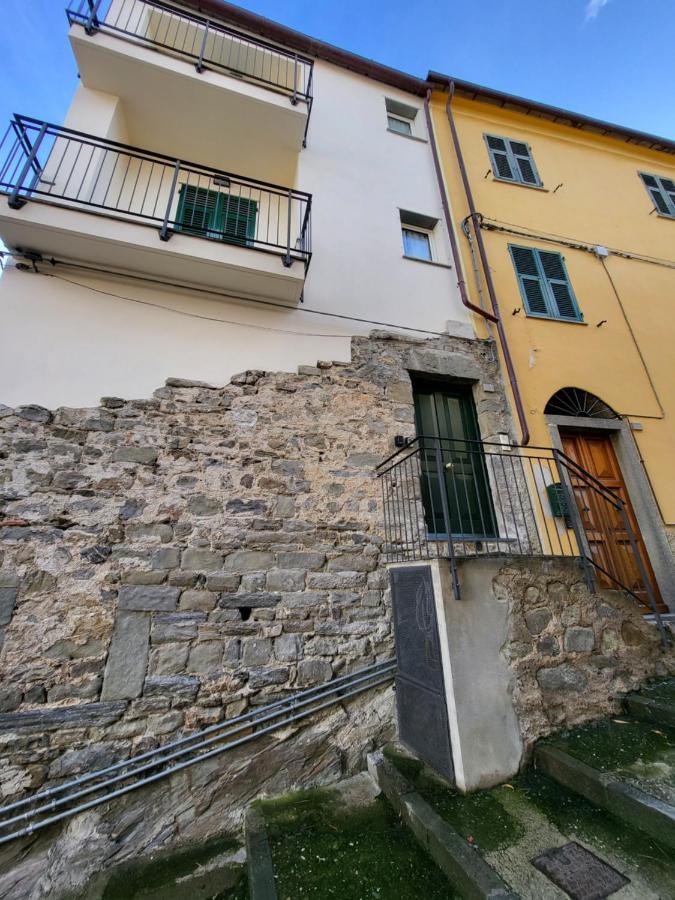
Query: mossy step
258 775 460 899
535 744 675 850
384 743 675 898
624 678 675 728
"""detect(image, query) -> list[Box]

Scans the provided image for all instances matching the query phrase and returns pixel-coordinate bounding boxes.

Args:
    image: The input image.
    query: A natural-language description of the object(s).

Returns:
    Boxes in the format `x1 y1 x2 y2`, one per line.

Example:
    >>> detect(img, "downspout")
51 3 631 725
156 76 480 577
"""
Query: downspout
442 82 531 446
423 90 498 326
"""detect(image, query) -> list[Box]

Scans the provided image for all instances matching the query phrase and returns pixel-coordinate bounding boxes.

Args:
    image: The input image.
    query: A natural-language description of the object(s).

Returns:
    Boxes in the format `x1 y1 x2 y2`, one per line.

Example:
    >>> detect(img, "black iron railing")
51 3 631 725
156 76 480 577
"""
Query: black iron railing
377 437 668 642
66 0 314 143
0 116 312 270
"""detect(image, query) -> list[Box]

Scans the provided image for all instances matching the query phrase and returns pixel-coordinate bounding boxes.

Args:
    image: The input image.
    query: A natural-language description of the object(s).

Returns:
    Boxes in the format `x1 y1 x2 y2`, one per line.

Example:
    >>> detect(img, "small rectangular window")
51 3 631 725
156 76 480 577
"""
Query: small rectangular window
387 114 413 136
485 134 541 187
402 227 432 261
640 172 675 218
509 245 582 321
400 210 438 262
385 98 419 138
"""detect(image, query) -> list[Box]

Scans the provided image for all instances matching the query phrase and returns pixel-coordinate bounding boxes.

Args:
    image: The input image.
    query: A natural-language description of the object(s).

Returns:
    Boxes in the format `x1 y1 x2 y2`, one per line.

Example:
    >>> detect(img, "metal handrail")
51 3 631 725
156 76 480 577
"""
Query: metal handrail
66 0 314 108
0 115 313 270
0 659 395 844
377 436 668 645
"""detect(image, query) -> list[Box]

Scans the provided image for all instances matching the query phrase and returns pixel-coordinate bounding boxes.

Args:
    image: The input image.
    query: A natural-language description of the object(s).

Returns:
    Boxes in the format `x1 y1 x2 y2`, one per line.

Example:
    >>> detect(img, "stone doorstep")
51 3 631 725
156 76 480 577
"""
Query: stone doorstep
534 745 675 851
623 694 675 729
367 752 519 900
245 807 278 900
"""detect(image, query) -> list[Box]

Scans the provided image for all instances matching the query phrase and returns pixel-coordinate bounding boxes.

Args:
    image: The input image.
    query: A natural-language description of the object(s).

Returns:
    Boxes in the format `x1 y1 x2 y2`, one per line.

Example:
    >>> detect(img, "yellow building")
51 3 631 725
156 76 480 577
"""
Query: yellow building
428 75 675 613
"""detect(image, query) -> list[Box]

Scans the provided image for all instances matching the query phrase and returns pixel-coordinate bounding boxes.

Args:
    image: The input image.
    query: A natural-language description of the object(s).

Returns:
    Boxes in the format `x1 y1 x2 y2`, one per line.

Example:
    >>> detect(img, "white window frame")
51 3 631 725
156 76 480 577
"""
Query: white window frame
387 112 413 136
401 223 435 262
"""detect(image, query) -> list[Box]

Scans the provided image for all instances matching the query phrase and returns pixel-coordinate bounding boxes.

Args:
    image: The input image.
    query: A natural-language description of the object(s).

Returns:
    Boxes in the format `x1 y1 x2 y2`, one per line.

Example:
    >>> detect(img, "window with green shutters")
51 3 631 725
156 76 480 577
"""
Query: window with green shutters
509 245 582 322
639 172 675 218
175 185 258 245
484 134 541 186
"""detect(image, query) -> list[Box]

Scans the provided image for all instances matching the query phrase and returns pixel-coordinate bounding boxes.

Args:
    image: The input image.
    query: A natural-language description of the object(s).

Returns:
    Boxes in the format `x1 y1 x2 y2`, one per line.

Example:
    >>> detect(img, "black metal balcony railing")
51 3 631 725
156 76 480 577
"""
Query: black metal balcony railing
377 437 668 643
0 116 312 270
66 0 314 144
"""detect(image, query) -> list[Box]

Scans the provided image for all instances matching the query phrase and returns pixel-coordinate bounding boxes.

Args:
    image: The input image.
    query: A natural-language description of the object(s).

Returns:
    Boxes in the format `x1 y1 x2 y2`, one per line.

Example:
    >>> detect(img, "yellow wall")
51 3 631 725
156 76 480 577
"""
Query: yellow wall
431 91 675 524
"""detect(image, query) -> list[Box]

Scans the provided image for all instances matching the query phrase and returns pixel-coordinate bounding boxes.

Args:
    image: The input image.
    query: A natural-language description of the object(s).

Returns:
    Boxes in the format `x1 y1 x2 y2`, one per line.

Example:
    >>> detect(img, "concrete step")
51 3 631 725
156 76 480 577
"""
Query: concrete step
382 742 675 899
624 678 675 728
535 744 675 850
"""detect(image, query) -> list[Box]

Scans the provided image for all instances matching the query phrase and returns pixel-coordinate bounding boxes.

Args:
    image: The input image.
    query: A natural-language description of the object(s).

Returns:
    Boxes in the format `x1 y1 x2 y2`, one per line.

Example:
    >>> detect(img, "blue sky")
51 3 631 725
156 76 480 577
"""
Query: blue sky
0 0 673 140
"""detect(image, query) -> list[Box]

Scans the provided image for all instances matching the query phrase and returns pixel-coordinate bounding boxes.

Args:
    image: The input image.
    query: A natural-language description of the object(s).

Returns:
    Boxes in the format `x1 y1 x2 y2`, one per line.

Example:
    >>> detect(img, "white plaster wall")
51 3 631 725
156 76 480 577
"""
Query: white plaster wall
0 52 471 407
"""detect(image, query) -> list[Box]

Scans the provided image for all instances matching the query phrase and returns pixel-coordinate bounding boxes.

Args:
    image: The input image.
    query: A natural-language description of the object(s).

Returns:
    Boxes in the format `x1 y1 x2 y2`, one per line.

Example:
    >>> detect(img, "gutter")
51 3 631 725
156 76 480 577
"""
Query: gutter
422 91 498 326
440 82 531 446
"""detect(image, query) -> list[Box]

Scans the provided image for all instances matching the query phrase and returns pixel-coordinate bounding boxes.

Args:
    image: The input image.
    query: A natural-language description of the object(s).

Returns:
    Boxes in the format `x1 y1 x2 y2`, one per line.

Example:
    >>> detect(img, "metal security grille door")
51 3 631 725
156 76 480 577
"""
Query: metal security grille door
390 566 454 781
413 385 497 539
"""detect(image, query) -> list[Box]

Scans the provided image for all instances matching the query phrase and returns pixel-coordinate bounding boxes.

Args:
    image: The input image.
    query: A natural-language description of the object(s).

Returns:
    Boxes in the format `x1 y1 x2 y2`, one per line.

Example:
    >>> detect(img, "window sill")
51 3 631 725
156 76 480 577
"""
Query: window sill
492 176 548 192
524 313 587 325
655 211 675 221
402 255 452 269
387 128 428 144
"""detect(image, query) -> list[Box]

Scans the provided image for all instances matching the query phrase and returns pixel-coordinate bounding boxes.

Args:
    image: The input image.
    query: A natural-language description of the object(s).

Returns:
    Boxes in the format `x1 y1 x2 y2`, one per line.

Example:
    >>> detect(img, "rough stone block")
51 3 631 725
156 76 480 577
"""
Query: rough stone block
327 554 377 573
180 590 218 612
0 701 127 732
226 499 267 515
206 573 241 592
0 686 22 712
188 642 224 673
149 643 190 675
564 626 595 653
48 743 128 779
143 675 199 702
126 524 173 543
0 588 18 626
120 570 167 586
537 664 587 694
524 607 552 635
181 549 225 571
152 547 181 570
188 495 221 516
266 569 306 592
241 638 272 666
297 658 333 685
118 585 180 612
248 667 290 688
276 551 326 571
275 633 302 661
223 550 274 572
219 592 280 610
113 447 158 466
101 611 151 701
151 613 205 643
306 572 366 589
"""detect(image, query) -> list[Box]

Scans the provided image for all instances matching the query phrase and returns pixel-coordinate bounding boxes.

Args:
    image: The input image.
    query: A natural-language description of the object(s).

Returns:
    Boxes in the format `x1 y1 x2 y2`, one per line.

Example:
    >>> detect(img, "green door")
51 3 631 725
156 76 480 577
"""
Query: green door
413 384 497 538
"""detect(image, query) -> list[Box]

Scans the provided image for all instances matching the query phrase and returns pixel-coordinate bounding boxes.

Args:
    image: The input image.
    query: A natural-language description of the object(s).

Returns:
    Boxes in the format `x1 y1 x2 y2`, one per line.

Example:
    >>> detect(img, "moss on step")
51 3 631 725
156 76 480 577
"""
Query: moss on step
260 787 458 899
520 769 675 893
383 746 525 852
101 834 245 900
639 677 675 705
543 717 675 772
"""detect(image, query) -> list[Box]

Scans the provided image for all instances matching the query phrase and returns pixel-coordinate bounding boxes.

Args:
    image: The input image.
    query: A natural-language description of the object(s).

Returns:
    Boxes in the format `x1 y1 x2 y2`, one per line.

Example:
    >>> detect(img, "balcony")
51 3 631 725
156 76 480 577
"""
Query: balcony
0 116 312 303
66 1 313 175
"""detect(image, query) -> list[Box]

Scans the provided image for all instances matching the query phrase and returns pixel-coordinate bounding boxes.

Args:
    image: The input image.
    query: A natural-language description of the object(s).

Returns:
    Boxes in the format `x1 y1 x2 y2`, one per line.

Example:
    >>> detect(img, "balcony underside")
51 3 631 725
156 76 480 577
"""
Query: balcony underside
70 29 306 181
0 200 306 304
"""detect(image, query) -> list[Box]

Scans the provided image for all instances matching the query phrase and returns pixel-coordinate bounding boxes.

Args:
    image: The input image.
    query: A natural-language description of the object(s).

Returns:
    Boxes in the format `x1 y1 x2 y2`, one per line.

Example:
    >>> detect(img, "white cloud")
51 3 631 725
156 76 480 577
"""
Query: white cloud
585 0 611 20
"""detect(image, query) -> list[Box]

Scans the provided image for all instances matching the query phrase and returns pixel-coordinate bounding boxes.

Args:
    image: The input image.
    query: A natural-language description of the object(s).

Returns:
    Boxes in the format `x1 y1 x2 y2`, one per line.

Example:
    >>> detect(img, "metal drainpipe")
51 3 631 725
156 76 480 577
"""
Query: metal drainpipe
442 83 531 446
423 90 498 326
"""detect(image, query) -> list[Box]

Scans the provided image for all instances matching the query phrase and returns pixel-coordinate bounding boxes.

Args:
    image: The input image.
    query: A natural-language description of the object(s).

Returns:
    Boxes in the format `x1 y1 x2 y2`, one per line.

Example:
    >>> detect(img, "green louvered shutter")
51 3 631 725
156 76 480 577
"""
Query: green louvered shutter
485 135 515 180
508 139 540 185
539 251 578 319
176 186 258 244
485 134 541 186
640 173 675 217
510 245 581 321
510 246 548 315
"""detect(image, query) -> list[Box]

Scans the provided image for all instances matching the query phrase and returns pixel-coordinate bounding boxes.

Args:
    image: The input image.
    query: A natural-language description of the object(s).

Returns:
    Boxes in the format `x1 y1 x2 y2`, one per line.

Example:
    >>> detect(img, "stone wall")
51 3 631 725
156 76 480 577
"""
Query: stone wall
498 558 675 750
0 331 510 896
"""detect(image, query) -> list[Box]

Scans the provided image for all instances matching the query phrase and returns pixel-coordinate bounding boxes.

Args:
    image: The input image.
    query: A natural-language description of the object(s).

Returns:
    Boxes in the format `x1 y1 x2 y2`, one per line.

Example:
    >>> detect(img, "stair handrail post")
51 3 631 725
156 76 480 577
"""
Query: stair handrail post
291 54 299 105
553 449 597 594
616 499 669 647
434 437 461 600
159 159 181 242
195 19 210 73
8 121 48 210
283 189 293 267
85 0 104 35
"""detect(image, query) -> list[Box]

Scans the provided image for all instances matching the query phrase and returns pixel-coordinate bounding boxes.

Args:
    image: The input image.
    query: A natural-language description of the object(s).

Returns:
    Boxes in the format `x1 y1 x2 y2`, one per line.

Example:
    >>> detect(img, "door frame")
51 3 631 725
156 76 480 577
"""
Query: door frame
547 414 675 612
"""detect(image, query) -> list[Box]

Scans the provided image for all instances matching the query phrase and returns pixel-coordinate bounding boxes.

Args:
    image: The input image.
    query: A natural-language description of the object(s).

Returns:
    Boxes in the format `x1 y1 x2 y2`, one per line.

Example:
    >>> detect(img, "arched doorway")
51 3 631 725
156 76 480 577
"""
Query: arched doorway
546 388 665 613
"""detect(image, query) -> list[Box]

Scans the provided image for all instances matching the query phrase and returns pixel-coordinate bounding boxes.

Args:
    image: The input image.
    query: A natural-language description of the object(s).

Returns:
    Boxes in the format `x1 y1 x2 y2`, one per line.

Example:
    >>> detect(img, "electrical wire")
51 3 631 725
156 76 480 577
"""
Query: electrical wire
4 252 450 338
